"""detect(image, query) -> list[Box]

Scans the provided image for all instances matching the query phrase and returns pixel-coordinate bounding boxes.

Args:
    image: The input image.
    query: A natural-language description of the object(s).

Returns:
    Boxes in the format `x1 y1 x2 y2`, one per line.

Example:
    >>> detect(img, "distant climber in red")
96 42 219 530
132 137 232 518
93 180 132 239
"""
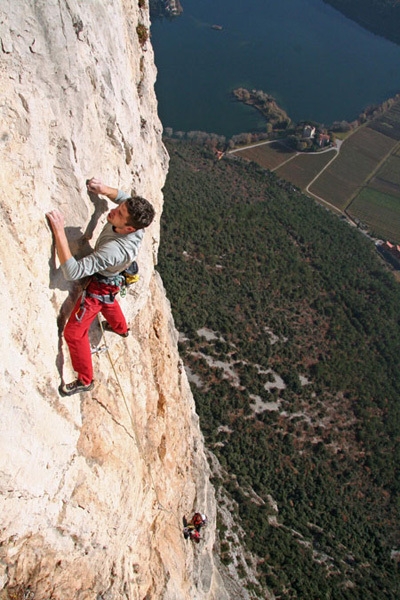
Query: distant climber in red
183 512 208 543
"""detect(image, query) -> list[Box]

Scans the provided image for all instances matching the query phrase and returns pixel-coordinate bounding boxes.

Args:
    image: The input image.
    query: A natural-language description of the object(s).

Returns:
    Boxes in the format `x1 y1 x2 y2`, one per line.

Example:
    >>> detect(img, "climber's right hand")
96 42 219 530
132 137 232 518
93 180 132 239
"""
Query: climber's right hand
86 177 105 195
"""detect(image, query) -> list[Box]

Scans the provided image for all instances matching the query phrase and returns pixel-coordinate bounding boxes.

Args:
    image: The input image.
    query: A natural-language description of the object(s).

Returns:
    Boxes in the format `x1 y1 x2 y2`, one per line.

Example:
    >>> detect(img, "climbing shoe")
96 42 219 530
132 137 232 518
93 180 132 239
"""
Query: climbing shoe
101 321 130 337
59 379 94 397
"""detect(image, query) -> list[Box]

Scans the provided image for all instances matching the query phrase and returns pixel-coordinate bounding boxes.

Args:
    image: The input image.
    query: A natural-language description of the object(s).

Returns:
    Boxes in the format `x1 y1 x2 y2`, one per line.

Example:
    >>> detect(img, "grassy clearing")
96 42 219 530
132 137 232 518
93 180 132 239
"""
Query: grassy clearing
235 141 296 170
348 188 400 242
308 127 397 210
275 150 335 190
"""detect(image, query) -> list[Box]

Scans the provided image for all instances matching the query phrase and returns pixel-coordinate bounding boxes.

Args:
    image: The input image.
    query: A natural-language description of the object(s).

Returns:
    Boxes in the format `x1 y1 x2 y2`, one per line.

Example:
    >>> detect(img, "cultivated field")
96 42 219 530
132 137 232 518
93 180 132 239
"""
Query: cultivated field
348 143 400 242
234 140 296 170
348 188 400 242
275 150 335 191
308 126 398 211
370 152 400 191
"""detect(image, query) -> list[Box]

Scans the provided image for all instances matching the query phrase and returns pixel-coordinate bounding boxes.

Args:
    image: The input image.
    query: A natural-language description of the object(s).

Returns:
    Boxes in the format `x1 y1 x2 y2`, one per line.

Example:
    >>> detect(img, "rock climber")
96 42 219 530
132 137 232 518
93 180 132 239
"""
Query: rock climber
46 177 155 397
183 527 201 544
183 512 208 542
190 512 208 530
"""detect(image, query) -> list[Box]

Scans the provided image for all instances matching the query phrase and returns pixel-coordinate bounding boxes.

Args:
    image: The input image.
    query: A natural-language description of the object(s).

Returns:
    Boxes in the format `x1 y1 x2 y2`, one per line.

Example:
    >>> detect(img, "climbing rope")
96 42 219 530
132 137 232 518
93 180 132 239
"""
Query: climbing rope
96 315 184 534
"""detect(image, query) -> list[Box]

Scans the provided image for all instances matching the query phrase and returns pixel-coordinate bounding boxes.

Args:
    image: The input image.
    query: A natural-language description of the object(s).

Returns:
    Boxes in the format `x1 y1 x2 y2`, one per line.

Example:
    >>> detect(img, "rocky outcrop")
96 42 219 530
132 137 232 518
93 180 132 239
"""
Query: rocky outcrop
0 1 227 598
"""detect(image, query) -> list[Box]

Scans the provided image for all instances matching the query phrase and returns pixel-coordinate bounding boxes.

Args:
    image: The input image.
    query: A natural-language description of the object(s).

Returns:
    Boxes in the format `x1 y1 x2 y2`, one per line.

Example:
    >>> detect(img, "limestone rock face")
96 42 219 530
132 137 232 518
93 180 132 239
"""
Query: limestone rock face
0 1 228 598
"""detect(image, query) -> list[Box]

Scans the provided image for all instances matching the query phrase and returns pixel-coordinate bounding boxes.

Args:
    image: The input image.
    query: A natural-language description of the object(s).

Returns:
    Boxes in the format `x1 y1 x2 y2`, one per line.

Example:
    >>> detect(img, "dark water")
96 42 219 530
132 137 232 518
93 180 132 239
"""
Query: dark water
151 0 400 138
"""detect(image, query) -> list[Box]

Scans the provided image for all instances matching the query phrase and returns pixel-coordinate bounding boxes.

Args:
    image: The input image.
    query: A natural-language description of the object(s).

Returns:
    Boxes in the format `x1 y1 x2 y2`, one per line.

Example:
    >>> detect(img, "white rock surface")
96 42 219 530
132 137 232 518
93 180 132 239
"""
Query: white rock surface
0 1 229 598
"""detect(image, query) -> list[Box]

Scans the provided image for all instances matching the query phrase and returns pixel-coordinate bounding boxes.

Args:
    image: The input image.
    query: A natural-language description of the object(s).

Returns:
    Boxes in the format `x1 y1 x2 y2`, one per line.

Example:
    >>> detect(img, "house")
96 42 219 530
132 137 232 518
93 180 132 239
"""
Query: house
302 125 315 139
377 240 400 268
317 133 330 147
383 241 400 255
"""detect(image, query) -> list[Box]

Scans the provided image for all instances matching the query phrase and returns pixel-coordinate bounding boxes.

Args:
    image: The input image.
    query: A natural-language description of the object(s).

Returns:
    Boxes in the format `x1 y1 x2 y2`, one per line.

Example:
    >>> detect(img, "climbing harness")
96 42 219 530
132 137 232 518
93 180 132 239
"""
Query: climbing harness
75 261 139 321
86 289 117 303
94 261 139 296
93 272 125 287
75 287 117 322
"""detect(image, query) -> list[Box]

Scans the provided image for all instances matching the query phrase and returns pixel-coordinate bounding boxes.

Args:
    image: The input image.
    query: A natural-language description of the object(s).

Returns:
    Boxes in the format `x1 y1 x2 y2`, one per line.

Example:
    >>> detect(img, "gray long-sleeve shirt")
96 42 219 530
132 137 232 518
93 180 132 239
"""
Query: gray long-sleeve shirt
61 190 144 281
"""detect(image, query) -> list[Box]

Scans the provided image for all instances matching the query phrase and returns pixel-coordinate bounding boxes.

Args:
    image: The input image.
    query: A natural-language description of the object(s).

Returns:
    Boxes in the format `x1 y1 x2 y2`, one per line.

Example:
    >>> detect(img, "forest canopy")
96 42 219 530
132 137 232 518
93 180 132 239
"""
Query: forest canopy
157 139 400 598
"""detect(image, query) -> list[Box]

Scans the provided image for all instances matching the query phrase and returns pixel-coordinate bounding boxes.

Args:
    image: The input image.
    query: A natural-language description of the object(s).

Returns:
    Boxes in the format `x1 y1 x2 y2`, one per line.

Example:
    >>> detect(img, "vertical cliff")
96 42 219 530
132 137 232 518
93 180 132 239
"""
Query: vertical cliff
0 1 228 598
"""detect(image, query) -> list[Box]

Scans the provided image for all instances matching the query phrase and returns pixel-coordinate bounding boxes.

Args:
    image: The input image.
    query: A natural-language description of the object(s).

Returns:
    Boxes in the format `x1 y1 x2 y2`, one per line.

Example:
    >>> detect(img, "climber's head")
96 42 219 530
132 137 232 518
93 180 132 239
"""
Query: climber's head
107 197 155 234
125 196 155 230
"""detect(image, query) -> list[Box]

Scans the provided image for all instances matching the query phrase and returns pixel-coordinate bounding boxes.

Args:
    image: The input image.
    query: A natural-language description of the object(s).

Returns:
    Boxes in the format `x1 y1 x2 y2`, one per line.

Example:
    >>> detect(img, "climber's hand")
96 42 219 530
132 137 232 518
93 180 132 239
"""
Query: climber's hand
46 209 72 264
86 177 105 195
86 177 119 200
46 209 65 234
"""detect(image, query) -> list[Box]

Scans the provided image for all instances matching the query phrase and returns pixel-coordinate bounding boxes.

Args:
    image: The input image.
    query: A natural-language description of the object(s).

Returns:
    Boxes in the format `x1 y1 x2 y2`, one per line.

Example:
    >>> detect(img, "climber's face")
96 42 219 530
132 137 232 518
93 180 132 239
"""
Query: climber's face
107 201 135 234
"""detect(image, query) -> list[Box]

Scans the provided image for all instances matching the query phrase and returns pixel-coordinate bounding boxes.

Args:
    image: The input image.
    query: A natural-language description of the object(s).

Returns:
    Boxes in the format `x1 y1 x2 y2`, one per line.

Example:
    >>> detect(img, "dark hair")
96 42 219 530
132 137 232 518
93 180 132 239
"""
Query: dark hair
125 196 155 230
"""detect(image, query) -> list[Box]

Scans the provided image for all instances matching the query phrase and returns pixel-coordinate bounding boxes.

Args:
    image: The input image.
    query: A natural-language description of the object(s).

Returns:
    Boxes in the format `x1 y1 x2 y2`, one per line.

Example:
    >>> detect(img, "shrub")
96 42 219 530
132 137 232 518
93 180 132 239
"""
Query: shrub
136 23 148 46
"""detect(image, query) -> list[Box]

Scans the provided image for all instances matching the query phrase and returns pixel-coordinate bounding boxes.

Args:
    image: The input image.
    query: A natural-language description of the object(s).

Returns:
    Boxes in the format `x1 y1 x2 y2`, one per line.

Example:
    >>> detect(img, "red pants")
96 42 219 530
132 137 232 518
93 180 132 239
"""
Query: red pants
64 279 128 385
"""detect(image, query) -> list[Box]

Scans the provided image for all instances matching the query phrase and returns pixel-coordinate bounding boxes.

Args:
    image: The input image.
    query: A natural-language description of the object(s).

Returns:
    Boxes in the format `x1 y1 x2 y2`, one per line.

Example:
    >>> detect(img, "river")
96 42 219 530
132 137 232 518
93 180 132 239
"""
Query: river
150 0 400 138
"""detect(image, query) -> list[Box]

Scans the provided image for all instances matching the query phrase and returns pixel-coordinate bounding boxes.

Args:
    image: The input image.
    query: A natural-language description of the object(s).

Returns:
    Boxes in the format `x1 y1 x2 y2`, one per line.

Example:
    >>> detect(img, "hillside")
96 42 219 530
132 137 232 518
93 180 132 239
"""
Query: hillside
323 0 400 45
158 140 400 598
